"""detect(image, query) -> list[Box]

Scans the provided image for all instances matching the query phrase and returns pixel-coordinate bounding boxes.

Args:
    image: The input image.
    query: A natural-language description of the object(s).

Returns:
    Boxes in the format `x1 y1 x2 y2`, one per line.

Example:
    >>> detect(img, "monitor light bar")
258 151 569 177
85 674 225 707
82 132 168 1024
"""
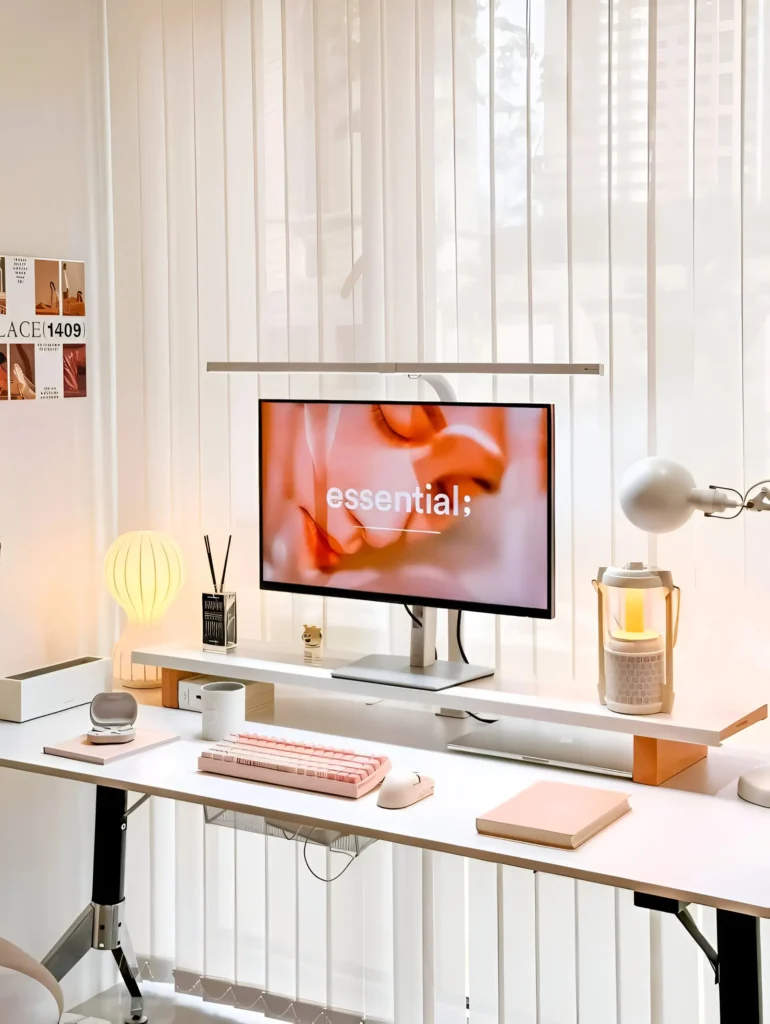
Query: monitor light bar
207 361 604 376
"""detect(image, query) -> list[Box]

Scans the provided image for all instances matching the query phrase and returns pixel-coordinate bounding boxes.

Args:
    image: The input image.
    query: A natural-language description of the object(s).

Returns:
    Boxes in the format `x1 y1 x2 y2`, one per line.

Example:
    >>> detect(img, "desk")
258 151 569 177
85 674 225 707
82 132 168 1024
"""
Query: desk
0 702 767 1022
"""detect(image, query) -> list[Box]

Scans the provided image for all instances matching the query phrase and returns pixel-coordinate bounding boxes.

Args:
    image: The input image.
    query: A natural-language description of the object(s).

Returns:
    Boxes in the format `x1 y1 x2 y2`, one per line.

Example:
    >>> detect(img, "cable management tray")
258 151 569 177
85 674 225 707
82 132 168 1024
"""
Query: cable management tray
204 806 377 881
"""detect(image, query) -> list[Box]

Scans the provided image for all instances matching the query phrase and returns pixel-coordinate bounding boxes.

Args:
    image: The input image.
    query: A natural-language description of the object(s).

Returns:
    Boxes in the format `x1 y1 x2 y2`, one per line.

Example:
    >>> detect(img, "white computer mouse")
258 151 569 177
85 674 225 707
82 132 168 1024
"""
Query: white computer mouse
737 765 770 807
377 771 435 809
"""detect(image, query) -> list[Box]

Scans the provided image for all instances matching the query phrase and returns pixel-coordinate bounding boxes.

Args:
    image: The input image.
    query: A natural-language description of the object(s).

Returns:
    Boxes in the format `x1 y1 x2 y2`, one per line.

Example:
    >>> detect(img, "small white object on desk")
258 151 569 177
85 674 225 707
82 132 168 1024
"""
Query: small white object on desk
377 770 435 809
0 657 111 723
86 692 137 744
201 681 246 741
737 765 770 807
302 624 323 664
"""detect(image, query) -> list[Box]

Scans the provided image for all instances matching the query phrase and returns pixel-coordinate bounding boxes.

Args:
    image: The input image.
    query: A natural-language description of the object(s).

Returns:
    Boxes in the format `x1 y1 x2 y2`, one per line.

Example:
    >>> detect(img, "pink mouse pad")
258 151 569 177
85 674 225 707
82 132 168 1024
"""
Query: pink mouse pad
44 729 179 765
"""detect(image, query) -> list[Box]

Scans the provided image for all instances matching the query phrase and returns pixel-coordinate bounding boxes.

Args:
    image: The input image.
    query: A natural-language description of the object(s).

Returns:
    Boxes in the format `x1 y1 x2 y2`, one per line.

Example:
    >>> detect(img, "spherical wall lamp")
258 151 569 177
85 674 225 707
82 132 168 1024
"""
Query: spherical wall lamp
104 531 184 688
619 457 743 534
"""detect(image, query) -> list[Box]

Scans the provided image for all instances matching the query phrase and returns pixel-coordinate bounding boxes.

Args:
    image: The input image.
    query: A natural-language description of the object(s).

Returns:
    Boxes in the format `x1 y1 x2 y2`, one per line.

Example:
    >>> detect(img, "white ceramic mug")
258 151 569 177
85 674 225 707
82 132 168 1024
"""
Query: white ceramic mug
201 681 246 741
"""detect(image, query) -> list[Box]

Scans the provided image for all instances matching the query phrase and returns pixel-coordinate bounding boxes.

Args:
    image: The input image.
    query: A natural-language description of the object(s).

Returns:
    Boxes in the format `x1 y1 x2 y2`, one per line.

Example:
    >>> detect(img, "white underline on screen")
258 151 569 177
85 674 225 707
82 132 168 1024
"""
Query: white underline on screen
356 526 441 535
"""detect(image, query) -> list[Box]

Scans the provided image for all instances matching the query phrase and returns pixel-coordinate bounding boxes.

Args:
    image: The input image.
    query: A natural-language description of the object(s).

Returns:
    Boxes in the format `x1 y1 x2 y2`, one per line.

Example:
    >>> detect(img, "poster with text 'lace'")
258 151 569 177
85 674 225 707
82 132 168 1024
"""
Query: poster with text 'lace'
0 255 87 400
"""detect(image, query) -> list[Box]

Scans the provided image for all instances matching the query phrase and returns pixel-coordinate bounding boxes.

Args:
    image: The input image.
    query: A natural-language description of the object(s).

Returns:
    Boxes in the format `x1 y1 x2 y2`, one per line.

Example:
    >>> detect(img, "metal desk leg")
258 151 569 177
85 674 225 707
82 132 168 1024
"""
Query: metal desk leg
42 785 147 1024
114 941 145 1023
717 909 763 1023
41 905 94 982
636 894 762 1023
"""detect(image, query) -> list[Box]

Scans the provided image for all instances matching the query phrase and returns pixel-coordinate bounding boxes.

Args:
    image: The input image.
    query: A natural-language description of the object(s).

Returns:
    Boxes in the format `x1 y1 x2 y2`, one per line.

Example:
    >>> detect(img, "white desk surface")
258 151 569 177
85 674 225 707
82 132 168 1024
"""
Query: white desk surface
133 642 767 747
1 697 770 918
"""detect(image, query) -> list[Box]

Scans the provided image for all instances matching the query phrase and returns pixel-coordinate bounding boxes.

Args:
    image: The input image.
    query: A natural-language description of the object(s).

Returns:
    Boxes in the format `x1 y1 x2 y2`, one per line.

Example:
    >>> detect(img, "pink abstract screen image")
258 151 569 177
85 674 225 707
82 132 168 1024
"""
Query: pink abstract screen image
259 400 554 617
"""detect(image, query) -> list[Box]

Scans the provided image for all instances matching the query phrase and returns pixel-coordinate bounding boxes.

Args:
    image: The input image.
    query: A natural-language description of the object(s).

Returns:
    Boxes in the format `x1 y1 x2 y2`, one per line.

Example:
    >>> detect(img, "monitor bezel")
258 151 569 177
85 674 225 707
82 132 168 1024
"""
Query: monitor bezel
258 398 555 620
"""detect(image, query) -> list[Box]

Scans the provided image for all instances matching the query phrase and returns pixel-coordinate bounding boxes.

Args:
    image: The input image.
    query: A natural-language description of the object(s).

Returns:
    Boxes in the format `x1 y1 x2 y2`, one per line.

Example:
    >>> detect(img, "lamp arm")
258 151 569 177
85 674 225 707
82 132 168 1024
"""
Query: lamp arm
744 480 770 512
690 479 770 518
688 487 743 515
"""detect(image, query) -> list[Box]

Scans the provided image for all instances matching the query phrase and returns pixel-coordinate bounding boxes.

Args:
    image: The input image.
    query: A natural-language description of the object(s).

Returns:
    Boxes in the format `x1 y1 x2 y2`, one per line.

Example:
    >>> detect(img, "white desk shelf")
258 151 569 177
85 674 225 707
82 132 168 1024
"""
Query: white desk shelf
132 643 767 784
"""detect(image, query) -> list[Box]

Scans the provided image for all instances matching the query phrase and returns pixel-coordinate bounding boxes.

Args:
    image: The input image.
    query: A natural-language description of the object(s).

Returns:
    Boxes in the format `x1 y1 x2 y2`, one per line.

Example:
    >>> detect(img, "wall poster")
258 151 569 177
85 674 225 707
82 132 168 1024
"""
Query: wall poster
0 255 87 401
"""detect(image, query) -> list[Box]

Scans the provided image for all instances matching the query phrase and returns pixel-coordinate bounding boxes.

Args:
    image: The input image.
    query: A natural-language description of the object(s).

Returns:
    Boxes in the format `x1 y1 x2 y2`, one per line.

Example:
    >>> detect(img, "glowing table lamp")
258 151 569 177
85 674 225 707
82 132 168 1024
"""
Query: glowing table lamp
104 531 184 688
595 563 679 716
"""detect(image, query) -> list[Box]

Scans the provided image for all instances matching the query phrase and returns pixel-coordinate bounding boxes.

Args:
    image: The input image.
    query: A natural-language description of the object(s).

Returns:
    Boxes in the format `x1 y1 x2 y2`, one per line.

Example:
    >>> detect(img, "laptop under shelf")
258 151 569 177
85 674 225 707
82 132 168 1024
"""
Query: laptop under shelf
447 717 634 778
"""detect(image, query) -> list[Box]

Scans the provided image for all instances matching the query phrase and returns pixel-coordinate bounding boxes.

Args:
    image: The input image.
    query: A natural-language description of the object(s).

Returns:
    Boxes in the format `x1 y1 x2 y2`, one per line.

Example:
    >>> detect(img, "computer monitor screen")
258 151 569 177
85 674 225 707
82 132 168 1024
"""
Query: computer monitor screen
259 399 554 618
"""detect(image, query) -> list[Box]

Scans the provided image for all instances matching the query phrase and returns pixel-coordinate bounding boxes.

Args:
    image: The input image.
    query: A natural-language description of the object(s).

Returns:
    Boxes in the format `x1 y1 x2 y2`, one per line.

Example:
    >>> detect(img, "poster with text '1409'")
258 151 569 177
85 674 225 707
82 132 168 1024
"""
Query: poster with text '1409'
0 255 87 401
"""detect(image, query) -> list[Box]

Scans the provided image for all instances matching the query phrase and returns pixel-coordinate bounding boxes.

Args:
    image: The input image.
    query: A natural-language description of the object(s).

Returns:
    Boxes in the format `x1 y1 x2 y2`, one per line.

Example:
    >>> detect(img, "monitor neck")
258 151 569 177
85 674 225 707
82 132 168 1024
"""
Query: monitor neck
409 605 438 668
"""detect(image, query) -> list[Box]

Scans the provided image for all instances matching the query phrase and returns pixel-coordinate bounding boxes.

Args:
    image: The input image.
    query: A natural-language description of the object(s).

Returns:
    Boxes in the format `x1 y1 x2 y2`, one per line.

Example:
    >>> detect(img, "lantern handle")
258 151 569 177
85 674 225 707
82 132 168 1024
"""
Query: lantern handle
672 585 681 646
592 578 606 705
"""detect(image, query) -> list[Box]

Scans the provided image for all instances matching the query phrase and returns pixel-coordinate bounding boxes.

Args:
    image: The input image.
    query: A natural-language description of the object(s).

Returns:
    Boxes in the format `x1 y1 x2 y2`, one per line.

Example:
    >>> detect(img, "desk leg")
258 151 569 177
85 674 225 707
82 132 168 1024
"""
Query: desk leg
636 895 762 1022
42 786 146 1024
42 905 93 983
91 786 128 906
717 909 763 1023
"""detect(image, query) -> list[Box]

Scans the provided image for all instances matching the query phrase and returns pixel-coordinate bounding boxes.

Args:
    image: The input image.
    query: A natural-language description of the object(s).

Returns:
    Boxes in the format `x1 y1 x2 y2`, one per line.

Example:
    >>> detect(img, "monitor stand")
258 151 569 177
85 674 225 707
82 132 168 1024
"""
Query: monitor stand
332 653 494 691
331 604 494 691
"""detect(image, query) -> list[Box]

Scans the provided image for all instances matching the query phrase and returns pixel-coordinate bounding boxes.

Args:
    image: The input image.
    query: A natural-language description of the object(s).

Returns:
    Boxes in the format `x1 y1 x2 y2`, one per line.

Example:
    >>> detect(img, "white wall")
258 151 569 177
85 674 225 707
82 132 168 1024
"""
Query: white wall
0 0 116 1007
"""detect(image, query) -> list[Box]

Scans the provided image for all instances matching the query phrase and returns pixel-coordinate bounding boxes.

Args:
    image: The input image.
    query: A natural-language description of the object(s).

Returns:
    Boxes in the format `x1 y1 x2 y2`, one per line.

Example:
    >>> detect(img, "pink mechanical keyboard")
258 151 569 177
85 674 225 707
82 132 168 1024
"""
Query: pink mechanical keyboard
198 732 392 799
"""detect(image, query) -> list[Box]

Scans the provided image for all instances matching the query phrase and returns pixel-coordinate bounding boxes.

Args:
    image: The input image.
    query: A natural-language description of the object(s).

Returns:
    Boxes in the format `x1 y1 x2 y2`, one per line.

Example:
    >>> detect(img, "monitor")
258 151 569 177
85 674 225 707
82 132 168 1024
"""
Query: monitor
259 399 554 620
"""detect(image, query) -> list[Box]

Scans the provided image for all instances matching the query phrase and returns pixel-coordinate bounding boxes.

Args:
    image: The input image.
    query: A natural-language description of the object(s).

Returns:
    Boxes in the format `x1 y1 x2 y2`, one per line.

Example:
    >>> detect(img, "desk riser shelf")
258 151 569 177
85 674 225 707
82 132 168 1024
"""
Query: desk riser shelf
133 644 767 786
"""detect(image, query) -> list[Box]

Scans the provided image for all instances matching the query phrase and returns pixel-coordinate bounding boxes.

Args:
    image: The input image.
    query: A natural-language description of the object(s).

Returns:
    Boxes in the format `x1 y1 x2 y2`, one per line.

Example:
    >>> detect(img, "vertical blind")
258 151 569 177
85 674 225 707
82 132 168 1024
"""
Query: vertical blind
124 794 770 1019
126 795 770 1022
106 0 770 1020
106 0 770 691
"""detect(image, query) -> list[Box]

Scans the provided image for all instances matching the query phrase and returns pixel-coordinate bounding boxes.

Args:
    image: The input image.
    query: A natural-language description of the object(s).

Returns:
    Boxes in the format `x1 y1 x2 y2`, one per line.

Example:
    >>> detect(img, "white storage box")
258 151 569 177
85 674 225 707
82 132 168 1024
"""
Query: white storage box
0 657 112 722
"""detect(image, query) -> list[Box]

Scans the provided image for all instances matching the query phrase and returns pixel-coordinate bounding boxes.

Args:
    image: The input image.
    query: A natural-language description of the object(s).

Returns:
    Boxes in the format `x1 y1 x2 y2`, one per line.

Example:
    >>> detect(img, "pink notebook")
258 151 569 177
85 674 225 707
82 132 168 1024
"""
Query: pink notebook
44 729 179 765
477 780 631 850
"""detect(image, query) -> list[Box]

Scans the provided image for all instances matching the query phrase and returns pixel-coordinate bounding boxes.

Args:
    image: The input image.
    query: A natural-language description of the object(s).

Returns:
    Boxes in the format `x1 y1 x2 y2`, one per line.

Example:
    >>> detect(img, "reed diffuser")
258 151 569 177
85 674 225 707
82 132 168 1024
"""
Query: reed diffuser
202 534 237 651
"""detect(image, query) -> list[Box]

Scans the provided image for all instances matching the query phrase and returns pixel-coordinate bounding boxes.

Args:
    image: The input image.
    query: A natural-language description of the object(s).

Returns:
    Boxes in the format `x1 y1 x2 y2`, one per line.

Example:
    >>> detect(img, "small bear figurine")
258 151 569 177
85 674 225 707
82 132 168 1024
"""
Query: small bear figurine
302 624 323 664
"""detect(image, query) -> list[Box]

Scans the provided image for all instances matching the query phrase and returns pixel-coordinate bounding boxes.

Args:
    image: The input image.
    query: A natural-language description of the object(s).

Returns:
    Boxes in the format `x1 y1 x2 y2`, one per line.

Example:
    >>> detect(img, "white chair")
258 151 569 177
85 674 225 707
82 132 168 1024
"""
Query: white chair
0 938 64 1023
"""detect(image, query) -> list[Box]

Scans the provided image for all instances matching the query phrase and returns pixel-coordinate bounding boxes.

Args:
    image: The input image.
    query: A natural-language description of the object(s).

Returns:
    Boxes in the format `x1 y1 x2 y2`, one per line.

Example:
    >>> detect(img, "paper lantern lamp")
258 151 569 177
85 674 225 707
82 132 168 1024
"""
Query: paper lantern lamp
104 531 184 687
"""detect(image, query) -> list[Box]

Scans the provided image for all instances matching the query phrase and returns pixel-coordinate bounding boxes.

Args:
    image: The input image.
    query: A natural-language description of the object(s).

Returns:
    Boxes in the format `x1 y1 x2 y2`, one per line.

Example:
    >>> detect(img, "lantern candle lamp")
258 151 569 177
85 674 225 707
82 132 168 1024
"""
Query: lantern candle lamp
594 562 680 715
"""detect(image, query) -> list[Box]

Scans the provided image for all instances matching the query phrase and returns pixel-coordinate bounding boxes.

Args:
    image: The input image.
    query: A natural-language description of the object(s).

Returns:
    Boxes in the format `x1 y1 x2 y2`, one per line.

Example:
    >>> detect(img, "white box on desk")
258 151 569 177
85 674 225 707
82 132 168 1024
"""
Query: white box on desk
0 657 111 722
179 675 273 717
